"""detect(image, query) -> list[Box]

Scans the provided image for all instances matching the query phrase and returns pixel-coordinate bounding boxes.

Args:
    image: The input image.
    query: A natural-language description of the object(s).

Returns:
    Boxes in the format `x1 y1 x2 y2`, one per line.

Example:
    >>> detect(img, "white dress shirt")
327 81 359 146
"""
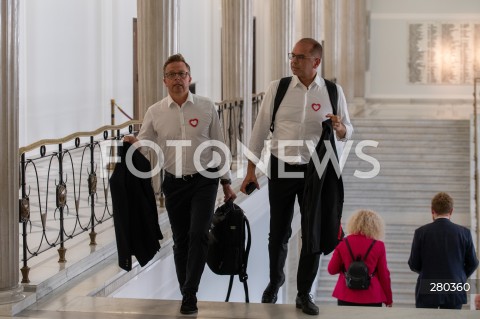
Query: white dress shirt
249 75 353 165
137 92 231 180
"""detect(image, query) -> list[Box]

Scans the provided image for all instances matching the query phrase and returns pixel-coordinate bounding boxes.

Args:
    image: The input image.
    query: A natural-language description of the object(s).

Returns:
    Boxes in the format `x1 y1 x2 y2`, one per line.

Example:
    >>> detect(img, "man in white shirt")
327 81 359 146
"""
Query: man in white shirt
241 38 353 315
125 54 236 315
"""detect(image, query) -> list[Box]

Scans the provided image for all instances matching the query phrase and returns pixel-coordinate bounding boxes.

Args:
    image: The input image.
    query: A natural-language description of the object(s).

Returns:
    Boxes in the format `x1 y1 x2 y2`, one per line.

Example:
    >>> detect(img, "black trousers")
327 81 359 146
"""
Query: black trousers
338 300 382 307
416 303 463 310
162 172 219 295
267 155 320 294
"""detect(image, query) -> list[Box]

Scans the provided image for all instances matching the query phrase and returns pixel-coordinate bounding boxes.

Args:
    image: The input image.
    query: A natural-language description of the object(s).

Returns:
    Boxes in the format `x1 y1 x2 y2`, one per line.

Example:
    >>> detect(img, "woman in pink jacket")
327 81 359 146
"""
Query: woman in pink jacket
328 209 393 307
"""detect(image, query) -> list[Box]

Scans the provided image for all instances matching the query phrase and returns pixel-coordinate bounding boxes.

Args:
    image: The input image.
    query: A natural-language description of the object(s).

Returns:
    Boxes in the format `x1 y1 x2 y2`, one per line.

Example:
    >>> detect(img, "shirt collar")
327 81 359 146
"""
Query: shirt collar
291 73 322 89
167 91 194 108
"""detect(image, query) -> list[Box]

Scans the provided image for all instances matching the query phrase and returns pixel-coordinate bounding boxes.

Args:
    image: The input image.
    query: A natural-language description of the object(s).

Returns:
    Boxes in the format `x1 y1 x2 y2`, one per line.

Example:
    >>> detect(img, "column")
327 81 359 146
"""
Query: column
0 0 25 306
322 0 336 81
301 0 324 77
270 0 294 80
221 0 253 147
136 0 179 199
336 0 355 101
136 0 179 118
353 0 367 103
323 0 367 103
301 0 322 42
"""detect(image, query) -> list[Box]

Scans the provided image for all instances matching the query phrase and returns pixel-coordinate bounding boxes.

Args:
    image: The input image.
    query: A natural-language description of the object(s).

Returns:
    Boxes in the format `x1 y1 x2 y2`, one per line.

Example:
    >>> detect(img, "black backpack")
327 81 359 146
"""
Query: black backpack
207 200 251 302
343 238 376 290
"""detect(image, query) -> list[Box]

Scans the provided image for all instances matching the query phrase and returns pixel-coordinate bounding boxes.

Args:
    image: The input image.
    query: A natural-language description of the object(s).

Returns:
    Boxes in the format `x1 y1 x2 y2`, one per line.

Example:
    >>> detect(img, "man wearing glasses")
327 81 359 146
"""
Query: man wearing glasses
125 54 236 315
241 38 353 315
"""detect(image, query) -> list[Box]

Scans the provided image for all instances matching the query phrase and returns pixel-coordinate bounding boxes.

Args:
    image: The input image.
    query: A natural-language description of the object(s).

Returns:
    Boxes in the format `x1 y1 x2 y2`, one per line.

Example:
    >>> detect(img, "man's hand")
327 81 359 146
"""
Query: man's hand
240 161 260 194
222 184 237 202
326 113 346 139
123 135 139 144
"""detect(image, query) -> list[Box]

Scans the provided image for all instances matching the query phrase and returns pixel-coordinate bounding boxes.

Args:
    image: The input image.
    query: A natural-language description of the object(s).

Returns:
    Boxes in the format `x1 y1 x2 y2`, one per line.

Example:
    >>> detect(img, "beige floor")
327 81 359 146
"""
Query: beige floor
12 297 480 319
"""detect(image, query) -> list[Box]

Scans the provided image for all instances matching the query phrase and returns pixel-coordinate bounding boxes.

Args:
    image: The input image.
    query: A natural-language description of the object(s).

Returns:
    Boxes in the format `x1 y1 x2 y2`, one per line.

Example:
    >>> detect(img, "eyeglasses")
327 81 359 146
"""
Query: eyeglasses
164 71 190 79
288 53 318 61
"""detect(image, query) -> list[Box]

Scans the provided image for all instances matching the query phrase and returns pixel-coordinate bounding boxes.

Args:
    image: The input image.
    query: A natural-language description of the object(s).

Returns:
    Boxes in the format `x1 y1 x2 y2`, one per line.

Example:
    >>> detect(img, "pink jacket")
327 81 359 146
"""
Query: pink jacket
328 234 393 305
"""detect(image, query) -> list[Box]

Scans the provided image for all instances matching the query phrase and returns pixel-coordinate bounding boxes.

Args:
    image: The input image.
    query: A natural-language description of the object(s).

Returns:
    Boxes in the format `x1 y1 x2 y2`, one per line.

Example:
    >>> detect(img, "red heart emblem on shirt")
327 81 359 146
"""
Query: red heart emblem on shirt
312 103 321 111
189 119 199 127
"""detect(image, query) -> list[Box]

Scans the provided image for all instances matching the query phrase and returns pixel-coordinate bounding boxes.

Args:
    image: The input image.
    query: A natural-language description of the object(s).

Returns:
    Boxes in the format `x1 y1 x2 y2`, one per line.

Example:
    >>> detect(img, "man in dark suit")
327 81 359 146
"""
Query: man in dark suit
408 192 479 309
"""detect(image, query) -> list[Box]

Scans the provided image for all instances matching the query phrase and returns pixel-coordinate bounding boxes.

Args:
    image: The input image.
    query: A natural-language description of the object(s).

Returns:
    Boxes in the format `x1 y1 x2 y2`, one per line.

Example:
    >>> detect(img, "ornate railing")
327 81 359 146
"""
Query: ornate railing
18 120 141 283
216 93 264 158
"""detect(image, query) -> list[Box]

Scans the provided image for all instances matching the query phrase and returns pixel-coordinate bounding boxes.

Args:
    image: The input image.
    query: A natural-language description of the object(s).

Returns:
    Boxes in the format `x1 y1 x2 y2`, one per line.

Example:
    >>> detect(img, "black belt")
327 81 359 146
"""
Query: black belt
164 171 199 181
164 168 218 181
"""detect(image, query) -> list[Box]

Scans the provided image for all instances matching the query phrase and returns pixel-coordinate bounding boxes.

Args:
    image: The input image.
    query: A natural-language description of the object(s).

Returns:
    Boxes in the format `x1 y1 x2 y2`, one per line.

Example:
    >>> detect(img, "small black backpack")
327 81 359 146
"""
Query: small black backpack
207 200 251 302
344 237 376 290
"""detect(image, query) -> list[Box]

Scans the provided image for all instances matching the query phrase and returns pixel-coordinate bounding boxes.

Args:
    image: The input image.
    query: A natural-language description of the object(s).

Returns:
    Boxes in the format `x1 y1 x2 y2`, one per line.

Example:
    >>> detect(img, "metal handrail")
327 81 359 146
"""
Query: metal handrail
19 120 142 155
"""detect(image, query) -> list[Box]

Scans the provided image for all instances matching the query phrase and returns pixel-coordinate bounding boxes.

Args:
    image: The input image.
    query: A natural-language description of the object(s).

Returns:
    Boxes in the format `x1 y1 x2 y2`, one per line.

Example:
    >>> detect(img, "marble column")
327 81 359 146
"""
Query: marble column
270 0 294 80
322 0 367 103
301 0 325 77
136 0 179 118
322 0 336 81
335 0 355 101
221 0 253 147
352 0 367 103
301 0 322 42
0 0 24 305
136 0 179 198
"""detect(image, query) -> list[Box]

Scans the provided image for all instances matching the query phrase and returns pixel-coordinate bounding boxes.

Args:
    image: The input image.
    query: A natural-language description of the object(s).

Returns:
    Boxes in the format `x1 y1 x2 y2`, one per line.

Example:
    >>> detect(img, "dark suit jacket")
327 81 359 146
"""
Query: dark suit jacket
408 218 479 307
302 119 344 255
110 142 163 271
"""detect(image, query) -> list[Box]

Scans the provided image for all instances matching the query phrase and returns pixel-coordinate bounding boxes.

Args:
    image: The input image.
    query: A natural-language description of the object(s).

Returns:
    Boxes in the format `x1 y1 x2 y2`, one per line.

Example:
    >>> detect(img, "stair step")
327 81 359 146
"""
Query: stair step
343 190 469 200
351 119 469 127
346 139 470 148
350 132 469 141
342 175 471 184
341 167 469 177
344 156 469 165
344 183 468 191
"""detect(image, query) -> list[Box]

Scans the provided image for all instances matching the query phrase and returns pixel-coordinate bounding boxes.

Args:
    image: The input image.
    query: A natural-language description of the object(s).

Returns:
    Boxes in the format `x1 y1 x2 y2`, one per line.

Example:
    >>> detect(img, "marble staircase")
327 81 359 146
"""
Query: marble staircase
315 118 472 307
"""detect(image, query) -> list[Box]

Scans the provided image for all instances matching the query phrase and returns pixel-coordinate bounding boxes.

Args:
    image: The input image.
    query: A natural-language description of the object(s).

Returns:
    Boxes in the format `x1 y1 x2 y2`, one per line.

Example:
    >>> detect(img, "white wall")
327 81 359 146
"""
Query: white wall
19 0 136 146
367 0 480 100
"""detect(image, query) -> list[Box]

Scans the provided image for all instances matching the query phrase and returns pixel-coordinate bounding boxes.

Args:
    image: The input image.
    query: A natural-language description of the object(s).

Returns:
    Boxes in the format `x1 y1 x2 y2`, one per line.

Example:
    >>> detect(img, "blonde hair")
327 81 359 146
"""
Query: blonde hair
346 209 385 240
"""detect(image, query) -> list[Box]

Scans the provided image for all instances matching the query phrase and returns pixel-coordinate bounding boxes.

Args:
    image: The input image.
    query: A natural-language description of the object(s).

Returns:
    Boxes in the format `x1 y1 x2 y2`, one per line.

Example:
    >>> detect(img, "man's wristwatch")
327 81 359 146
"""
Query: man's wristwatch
220 179 232 185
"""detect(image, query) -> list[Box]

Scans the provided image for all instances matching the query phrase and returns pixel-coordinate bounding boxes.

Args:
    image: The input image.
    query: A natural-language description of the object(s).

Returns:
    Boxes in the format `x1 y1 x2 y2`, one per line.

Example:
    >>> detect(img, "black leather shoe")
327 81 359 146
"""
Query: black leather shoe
296 293 319 315
261 283 279 303
180 293 198 315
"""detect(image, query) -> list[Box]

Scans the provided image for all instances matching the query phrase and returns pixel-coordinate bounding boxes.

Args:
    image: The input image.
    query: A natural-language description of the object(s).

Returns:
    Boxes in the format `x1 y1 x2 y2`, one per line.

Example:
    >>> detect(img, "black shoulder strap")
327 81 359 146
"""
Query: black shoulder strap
270 76 292 133
363 240 377 260
344 237 355 260
225 214 251 303
324 79 338 116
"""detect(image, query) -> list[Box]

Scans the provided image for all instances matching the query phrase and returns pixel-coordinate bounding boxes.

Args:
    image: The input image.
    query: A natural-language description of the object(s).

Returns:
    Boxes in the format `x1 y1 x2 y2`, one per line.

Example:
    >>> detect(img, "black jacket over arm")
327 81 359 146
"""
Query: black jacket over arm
110 142 163 271
302 119 344 255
